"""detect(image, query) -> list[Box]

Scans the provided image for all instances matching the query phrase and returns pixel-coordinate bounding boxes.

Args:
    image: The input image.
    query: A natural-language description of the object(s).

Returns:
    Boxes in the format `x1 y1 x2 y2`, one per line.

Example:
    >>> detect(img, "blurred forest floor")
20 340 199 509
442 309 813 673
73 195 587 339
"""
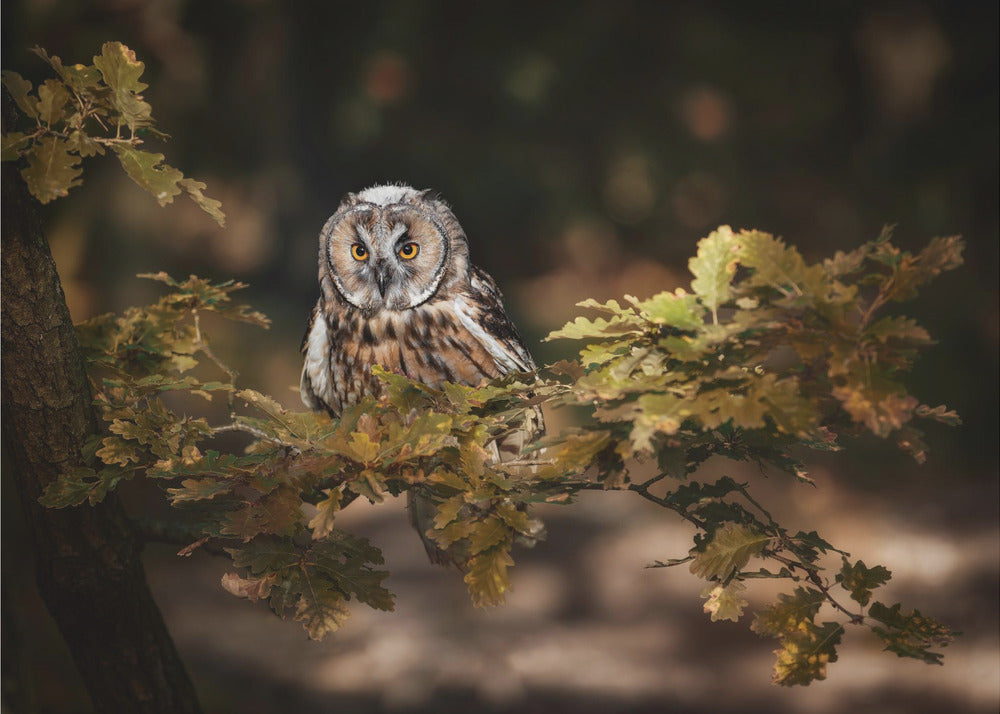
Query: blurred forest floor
2 0 998 712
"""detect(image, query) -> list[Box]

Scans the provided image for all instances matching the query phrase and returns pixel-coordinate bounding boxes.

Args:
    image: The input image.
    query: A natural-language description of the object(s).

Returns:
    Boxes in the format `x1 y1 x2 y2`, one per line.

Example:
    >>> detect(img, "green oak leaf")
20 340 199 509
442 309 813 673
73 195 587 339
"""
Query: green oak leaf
866 316 931 344
30 46 104 93
737 229 829 301
310 537 394 612
1 70 38 118
689 225 738 322
2 131 31 161
66 131 105 158
770 622 843 686
914 404 961 426
178 177 226 226
701 581 748 622
626 290 705 330
221 486 303 541
430 519 474 549
95 435 143 466
432 495 466 528
887 236 964 302
545 314 644 342
836 559 891 607
92 41 152 131
112 145 183 205
226 537 301 574
468 516 510 555
868 602 956 664
495 501 532 534
690 523 770 581
20 135 82 203
307 488 343 540
832 385 918 438
294 589 351 641
751 587 826 637
464 544 514 607
36 79 70 125
574 298 635 316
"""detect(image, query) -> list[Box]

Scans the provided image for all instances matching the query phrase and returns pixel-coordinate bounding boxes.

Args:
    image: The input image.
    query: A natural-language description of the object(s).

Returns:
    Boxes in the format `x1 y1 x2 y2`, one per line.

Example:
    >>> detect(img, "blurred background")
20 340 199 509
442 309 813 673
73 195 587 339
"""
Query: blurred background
2 1 997 712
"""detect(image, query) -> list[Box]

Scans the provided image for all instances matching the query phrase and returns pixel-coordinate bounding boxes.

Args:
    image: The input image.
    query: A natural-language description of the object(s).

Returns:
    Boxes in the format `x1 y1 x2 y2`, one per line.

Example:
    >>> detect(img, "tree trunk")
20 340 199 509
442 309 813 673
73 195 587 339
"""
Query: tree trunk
1 110 202 713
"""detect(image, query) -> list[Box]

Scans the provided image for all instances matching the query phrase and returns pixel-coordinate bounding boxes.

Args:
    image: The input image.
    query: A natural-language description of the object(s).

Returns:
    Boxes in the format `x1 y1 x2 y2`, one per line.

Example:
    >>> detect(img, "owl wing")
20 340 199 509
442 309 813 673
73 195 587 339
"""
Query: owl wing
457 264 546 448
454 264 537 375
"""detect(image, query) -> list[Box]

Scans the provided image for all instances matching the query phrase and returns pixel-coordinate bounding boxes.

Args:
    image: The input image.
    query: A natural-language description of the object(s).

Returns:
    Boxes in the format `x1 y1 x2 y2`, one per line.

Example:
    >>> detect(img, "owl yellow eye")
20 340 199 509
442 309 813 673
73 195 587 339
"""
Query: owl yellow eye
350 244 368 261
398 242 419 260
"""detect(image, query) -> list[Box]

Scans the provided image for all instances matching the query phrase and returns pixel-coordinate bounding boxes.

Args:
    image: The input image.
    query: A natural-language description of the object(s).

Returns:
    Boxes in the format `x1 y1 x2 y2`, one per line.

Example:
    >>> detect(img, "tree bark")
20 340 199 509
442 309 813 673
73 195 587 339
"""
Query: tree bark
1 107 202 713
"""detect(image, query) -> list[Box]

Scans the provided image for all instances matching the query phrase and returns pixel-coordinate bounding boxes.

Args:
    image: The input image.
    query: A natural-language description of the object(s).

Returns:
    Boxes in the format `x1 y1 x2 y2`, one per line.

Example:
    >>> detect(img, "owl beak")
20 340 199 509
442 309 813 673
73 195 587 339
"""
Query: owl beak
374 265 391 298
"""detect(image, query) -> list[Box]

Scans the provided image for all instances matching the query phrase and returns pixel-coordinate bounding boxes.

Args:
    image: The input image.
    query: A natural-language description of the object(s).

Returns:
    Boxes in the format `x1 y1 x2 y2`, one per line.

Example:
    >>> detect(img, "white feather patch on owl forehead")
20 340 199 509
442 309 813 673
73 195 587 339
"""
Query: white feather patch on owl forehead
357 183 421 206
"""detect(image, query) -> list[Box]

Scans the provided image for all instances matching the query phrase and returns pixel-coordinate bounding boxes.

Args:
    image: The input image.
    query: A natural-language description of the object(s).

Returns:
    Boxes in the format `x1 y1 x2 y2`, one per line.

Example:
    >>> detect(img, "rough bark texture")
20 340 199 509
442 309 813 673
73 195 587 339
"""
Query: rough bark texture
1 108 202 713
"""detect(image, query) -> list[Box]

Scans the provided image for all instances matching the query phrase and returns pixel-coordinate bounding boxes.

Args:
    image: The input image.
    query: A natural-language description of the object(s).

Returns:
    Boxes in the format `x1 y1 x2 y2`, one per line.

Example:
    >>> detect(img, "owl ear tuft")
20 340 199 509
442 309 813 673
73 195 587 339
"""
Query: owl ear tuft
417 188 448 208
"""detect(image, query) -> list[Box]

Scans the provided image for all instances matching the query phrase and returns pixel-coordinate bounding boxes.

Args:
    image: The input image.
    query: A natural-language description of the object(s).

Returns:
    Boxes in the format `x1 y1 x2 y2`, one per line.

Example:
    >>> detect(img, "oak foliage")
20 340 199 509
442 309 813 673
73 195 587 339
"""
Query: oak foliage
4 42 962 687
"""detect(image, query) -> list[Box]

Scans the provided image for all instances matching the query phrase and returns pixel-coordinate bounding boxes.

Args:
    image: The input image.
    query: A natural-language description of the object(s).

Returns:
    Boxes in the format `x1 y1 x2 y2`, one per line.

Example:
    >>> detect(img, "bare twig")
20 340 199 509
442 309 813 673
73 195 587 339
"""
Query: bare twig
133 517 230 558
500 458 556 467
212 421 291 449
627 482 707 529
193 309 238 414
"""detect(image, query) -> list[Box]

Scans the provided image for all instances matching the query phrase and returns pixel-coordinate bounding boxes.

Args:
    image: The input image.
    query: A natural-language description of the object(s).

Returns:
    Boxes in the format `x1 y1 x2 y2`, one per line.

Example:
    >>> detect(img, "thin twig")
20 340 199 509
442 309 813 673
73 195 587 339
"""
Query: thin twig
627 482 707 528
638 471 672 491
212 421 291 449
859 278 892 328
500 458 556 467
566 476 706 528
132 517 230 558
735 481 777 526
768 551 863 623
193 309 239 414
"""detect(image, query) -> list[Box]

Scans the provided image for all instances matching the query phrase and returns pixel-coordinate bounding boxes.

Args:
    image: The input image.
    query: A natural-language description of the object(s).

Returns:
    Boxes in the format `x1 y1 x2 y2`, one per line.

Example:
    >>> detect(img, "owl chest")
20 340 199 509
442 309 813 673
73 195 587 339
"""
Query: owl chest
321 305 501 410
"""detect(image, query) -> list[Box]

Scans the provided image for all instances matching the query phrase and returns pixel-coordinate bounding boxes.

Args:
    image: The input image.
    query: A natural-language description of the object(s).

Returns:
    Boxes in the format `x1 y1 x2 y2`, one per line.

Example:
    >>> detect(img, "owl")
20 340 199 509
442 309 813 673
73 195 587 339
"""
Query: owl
300 183 544 564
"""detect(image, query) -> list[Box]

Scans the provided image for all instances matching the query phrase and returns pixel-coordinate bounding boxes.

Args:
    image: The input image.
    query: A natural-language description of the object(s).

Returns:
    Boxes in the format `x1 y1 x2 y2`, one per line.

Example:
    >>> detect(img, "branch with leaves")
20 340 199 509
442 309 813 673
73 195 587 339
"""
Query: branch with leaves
34 226 962 685
1 43 223 224
4 40 963 690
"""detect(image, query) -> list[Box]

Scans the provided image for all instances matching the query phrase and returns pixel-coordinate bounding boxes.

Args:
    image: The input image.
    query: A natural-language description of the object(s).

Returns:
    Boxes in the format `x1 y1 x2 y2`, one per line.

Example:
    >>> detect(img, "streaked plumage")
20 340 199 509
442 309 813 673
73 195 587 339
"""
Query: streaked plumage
300 184 543 564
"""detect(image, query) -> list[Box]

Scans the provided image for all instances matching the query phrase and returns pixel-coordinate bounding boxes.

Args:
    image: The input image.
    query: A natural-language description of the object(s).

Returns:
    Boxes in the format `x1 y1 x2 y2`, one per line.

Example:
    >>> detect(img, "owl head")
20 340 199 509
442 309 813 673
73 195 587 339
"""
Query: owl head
318 184 471 314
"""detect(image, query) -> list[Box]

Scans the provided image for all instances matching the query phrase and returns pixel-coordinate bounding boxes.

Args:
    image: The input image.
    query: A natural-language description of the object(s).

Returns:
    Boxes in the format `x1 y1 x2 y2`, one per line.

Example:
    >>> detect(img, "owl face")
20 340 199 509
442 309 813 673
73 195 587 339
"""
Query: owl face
320 185 470 314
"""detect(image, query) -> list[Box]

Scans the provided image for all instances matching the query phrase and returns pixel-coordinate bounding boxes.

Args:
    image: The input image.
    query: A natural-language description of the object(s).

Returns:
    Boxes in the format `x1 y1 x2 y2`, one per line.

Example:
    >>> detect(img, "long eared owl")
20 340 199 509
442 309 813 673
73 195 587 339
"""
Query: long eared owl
300 184 543 563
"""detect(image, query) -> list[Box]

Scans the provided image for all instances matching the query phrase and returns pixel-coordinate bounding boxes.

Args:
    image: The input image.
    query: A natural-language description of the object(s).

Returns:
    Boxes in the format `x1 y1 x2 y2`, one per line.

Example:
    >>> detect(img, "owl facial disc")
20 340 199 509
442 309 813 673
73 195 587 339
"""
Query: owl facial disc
322 199 452 314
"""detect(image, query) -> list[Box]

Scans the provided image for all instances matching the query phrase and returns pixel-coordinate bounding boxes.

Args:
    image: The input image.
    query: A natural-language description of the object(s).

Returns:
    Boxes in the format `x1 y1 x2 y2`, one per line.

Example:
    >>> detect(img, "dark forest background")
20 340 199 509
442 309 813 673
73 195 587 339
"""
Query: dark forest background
2 2 997 713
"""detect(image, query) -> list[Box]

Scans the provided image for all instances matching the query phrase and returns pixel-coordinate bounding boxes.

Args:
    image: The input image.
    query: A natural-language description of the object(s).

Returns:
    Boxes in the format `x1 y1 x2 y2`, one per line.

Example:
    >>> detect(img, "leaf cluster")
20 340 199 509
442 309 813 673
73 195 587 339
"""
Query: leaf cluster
539 225 961 682
2 43 223 223
39 226 962 676
545 225 962 475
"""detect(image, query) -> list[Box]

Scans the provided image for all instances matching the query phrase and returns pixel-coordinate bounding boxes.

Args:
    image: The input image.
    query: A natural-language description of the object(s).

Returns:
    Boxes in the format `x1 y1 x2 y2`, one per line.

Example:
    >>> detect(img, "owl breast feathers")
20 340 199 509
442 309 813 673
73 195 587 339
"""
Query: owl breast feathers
300 183 539 416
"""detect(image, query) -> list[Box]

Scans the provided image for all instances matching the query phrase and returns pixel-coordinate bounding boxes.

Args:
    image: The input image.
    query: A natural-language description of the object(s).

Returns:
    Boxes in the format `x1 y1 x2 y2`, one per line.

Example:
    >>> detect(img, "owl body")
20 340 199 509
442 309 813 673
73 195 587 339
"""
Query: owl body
301 184 536 412
301 265 532 415
300 184 543 564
